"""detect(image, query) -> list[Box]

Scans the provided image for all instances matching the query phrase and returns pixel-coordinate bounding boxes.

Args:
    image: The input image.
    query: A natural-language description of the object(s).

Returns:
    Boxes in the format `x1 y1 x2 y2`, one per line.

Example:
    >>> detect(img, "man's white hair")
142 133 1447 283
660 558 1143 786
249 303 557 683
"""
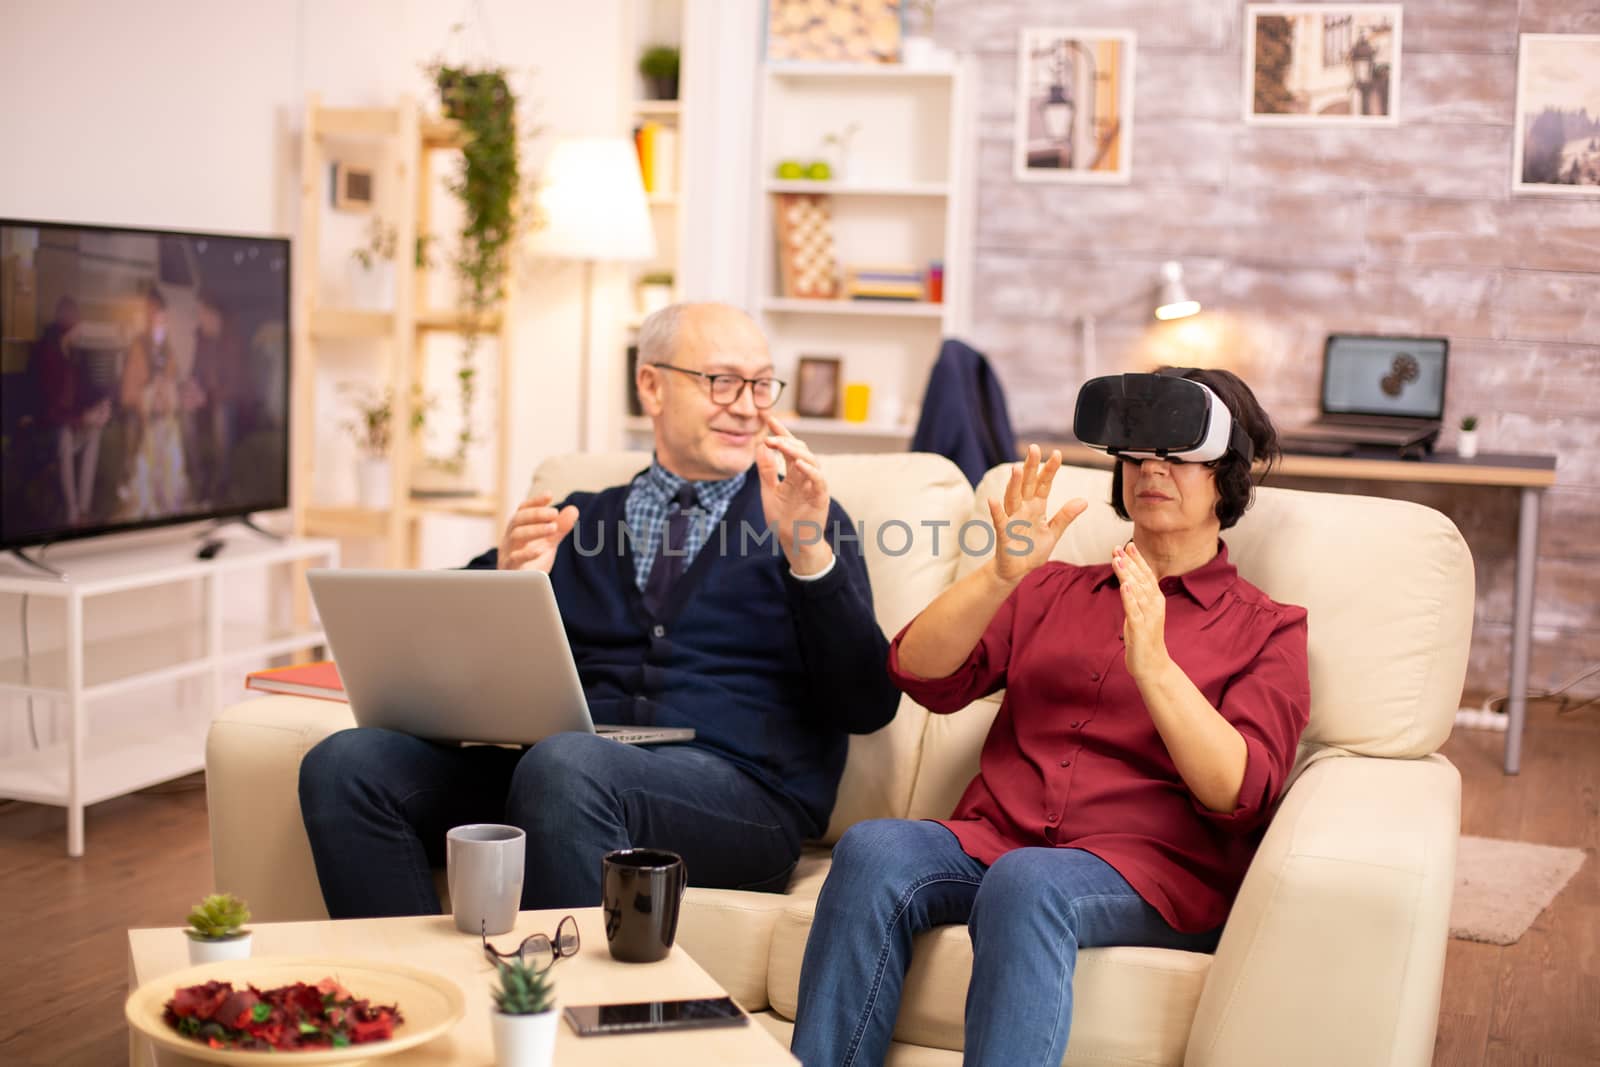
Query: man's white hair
637 303 686 366
636 301 756 367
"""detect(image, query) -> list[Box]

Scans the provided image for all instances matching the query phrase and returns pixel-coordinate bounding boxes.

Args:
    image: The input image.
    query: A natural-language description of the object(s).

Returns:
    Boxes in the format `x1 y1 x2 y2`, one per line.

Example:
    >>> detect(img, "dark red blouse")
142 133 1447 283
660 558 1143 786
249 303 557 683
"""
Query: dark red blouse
888 543 1310 933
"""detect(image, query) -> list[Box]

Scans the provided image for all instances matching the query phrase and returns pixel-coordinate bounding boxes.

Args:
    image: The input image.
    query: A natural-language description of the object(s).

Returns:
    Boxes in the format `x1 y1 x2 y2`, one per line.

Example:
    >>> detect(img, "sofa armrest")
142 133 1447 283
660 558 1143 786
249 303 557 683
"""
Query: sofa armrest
206 696 355 922
1186 752 1460 1067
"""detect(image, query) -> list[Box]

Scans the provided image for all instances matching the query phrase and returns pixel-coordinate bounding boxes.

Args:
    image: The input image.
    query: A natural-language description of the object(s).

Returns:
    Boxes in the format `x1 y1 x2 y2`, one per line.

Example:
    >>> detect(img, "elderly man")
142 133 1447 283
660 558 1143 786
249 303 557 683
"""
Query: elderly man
299 302 900 916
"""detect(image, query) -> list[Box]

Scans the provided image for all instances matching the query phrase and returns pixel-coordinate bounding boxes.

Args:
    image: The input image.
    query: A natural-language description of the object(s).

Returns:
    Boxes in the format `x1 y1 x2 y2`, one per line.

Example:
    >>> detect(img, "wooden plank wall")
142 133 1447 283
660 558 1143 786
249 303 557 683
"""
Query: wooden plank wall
939 0 1600 697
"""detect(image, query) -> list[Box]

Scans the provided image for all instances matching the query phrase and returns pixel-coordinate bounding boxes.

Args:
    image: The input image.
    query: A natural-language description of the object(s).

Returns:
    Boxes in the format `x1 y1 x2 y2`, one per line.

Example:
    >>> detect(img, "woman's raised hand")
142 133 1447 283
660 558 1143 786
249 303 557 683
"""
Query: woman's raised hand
987 445 1087 585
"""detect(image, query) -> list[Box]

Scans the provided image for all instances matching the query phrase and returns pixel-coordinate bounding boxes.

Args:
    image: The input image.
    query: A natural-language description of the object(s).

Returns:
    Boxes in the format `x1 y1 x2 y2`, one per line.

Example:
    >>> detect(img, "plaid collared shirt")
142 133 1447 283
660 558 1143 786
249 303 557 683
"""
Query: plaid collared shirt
625 459 748 592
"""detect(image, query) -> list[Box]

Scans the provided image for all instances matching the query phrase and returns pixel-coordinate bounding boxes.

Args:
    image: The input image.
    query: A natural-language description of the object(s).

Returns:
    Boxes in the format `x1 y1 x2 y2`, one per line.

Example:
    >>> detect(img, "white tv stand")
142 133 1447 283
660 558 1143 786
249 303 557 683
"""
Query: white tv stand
0 534 338 856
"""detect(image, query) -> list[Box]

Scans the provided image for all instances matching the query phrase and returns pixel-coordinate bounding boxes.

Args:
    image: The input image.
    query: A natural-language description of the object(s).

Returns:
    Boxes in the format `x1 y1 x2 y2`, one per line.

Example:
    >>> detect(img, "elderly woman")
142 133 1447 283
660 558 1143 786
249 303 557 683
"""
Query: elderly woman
791 368 1311 1067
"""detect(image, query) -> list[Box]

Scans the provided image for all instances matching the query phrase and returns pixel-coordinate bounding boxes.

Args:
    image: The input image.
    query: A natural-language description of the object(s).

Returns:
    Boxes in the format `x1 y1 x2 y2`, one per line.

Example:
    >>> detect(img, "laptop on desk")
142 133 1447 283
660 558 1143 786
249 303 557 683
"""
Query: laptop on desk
306 569 694 747
1281 334 1448 455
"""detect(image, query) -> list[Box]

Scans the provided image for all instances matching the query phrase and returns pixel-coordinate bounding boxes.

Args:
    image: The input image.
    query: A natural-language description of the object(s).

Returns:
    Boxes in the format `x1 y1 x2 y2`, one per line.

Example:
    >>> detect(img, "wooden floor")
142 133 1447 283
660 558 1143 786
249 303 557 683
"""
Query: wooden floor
0 702 1595 1067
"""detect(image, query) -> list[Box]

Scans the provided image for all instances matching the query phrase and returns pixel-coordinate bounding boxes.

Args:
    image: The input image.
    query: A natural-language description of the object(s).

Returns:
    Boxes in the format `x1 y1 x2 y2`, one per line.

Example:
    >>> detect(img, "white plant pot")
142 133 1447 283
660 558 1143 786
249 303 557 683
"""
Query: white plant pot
187 932 252 965
899 36 950 69
357 457 392 510
1457 430 1479 459
349 260 395 311
491 1009 558 1067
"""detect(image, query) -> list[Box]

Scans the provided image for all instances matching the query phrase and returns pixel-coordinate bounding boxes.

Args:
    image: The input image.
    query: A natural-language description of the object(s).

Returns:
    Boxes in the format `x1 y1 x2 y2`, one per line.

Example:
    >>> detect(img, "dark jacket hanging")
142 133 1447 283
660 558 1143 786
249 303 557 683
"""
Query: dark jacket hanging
910 338 1018 486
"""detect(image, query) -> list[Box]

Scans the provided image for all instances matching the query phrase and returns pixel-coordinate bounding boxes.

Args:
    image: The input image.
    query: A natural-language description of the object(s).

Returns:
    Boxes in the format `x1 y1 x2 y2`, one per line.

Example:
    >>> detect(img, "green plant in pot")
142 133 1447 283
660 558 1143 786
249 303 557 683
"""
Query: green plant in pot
639 45 680 101
489 957 557 1067
424 50 529 479
340 383 430 509
185 893 253 965
1457 414 1480 459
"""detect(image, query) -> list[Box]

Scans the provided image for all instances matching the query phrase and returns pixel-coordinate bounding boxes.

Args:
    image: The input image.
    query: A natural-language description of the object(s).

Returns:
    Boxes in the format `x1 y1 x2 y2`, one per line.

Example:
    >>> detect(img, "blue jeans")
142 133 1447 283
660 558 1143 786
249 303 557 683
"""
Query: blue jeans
298 729 811 917
790 819 1221 1067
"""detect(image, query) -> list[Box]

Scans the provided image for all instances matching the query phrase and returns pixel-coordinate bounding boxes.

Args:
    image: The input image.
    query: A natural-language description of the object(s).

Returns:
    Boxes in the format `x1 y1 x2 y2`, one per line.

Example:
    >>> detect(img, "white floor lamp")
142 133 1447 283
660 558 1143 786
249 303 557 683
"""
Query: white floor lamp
530 137 656 450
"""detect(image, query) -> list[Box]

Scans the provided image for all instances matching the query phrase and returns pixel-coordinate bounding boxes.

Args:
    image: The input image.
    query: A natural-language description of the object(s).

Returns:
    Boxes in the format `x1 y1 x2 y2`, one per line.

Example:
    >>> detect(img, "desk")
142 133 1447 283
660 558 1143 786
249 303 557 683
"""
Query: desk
1027 440 1557 775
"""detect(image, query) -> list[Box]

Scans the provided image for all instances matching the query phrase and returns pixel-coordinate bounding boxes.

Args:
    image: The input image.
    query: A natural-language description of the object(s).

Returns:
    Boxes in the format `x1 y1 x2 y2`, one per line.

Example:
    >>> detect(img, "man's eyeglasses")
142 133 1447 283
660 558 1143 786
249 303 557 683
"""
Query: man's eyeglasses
650 363 787 409
482 914 580 973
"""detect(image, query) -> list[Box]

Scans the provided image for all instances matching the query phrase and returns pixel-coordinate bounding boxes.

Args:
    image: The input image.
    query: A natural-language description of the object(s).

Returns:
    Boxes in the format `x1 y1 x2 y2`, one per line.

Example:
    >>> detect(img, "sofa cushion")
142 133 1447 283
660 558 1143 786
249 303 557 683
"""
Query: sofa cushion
956 463 1472 759
767 894 1212 1065
206 696 356 922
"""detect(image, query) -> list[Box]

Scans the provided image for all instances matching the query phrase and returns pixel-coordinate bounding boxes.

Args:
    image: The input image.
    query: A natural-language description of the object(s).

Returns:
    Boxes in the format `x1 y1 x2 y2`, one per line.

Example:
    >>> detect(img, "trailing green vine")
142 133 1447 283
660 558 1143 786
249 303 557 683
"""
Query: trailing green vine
426 59 522 473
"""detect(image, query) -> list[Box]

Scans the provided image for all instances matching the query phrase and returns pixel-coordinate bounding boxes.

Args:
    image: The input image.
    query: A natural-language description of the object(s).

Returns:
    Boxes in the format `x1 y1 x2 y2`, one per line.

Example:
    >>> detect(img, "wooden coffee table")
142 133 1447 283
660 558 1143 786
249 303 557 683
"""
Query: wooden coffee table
127 906 796 1065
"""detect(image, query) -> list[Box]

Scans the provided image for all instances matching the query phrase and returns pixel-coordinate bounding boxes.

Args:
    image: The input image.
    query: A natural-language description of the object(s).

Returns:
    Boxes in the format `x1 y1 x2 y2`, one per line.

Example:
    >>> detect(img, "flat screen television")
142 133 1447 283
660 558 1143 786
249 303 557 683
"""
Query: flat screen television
1 218 290 552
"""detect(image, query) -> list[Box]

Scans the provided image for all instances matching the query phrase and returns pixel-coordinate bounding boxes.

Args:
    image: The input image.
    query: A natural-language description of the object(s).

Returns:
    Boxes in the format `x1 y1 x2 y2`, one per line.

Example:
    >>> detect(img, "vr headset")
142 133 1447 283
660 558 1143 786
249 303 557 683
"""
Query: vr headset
1074 372 1253 465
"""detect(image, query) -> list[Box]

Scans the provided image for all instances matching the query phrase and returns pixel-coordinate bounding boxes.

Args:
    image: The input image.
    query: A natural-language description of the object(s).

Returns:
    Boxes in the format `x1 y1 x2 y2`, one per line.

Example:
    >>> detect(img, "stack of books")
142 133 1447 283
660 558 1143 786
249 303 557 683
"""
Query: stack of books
633 121 678 196
845 266 925 302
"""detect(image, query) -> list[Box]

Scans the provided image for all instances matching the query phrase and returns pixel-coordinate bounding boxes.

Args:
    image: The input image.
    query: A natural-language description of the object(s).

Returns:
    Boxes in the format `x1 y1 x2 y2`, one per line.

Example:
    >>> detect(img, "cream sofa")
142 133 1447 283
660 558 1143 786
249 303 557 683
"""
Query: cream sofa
208 451 1472 1066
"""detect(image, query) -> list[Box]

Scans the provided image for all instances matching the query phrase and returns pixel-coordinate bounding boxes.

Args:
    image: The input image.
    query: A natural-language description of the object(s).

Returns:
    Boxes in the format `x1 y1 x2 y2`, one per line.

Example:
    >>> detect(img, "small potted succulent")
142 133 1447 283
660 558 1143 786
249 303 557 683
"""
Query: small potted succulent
1457 414 1479 459
638 45 680 101
489 957 557 1067
185 893 253 965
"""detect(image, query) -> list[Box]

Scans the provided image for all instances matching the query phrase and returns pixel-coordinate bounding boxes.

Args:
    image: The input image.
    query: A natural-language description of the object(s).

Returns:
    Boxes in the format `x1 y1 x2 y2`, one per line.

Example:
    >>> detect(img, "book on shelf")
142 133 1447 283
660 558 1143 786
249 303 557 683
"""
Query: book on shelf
632 121 677 195
845 265 925 301
245 661 348 702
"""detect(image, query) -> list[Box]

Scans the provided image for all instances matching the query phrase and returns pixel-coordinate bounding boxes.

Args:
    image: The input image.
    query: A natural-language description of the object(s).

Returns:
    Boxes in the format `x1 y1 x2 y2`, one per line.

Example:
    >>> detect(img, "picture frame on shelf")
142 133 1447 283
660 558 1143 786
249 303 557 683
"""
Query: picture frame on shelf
1014 28 1136 184
1243 4 1402 126
330 161 375 212
1511 34 1600 196
766 0 902 64
795 356 843 418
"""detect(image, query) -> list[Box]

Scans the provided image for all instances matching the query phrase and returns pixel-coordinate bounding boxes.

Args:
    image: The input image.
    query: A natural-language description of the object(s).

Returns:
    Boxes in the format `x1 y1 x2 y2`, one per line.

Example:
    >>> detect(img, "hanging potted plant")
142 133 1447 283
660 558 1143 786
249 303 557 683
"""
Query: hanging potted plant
185 893 253 965
489 956 557 1067
424 49 530 481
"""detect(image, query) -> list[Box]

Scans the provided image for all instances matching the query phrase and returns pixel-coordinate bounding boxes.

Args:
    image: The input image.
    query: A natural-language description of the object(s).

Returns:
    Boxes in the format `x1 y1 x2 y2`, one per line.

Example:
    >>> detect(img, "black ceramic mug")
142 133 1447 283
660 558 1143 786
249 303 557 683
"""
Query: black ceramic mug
601 848 688 963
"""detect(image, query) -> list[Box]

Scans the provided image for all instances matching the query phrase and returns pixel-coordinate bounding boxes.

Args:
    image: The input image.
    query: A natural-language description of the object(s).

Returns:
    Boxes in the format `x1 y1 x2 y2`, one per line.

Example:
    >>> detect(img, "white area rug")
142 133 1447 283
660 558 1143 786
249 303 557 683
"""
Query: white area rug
1450 834 1587 945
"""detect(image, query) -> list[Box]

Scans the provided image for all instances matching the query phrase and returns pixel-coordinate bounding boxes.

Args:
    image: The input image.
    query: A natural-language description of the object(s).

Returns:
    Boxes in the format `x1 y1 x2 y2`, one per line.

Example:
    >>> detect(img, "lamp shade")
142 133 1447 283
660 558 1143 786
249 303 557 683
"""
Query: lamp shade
529 136 657 262
1153 260 1200 321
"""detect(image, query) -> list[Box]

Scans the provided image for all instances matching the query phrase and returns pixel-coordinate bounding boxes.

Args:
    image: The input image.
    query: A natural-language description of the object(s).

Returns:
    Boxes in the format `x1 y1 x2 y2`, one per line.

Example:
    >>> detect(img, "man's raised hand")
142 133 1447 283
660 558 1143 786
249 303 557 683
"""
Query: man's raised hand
498 491 580 573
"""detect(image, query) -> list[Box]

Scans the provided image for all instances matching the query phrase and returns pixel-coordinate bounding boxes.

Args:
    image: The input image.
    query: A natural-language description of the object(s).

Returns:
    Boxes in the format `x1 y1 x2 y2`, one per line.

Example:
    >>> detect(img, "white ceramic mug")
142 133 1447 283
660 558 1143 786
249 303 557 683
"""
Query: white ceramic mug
447 824 526 936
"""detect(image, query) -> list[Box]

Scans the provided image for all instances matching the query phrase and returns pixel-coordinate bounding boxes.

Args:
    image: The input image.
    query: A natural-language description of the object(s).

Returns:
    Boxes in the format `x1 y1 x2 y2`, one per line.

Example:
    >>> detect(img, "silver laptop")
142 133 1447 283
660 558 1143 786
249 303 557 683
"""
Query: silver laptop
1281 334 1448 454
306 569 694 747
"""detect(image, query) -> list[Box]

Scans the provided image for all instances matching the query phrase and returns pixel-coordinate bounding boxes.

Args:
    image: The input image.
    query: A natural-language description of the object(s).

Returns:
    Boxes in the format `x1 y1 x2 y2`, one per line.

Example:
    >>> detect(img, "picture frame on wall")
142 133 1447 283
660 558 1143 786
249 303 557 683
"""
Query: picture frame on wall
794 356 843 419
765 0 902 65
1014 28 1136 184
1243 4 1402 125
1511 34 1600 196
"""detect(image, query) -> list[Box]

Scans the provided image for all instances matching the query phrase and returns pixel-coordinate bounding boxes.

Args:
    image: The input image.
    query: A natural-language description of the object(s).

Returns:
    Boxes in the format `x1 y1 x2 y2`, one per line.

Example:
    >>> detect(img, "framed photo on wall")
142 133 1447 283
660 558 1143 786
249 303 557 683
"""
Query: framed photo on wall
1244 4 1402 125
794 356 842 418
1014 28 1136 184
1512 34 1600 196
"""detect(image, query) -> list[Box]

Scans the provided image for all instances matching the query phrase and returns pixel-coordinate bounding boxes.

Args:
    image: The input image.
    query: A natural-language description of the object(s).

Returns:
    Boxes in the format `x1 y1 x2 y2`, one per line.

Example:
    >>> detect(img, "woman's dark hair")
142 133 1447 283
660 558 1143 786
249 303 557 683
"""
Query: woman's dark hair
1109 366 1280 530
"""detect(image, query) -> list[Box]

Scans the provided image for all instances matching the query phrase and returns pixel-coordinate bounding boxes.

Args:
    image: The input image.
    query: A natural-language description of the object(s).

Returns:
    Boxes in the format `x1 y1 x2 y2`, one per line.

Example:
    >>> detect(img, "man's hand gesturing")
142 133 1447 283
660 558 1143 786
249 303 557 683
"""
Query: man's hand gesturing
498 491 580 572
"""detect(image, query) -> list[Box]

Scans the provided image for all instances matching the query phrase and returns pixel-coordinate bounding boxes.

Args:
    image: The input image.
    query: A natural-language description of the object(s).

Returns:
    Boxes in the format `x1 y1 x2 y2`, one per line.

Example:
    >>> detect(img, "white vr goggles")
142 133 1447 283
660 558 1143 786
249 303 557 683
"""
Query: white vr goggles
1073 372 1253 465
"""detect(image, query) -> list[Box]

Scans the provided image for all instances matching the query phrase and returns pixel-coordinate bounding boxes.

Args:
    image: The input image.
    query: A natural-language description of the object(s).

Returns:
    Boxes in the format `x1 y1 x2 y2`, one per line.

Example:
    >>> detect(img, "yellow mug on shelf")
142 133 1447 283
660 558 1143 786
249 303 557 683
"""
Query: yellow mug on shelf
842 382 871 423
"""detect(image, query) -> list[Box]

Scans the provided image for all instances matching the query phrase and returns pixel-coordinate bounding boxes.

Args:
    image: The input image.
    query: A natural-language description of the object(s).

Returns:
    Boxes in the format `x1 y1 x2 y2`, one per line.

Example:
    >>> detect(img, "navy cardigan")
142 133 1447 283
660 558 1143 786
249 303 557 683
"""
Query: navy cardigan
467 469 900 835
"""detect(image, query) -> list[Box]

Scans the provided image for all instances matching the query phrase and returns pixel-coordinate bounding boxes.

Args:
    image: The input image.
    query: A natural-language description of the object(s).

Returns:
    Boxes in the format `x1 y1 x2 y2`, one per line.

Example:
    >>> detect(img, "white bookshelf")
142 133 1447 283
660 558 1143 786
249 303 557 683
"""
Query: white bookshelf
0 535 337 856
749 57 974 454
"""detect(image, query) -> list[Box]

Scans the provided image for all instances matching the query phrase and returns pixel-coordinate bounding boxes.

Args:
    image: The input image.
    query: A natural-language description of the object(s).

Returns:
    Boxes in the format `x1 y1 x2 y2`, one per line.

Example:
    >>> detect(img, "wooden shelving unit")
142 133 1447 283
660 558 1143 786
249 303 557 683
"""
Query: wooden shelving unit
292 93 513 568
749 58 974 453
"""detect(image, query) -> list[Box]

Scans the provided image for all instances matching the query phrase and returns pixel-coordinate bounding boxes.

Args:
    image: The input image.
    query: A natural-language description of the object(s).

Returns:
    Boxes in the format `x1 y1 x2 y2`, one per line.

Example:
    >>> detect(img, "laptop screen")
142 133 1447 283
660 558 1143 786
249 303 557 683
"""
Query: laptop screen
1321 334 1449 420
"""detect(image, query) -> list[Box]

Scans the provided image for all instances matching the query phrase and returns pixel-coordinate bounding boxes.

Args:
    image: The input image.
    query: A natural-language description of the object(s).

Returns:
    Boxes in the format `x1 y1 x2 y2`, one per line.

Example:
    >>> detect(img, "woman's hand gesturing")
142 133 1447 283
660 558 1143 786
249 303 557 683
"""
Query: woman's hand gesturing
987 445 1087 585
1114 542 1172 682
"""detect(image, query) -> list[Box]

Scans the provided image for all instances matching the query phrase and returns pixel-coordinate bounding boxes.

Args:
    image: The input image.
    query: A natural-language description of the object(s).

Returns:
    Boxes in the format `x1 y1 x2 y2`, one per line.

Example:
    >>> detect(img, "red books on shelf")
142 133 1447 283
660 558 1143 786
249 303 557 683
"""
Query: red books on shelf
245 661 347 702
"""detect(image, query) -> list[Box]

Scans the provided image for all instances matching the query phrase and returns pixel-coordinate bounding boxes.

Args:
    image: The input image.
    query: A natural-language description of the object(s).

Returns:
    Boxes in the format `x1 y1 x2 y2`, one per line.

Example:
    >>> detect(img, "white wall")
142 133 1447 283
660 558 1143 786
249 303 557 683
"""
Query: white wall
0 0 632 758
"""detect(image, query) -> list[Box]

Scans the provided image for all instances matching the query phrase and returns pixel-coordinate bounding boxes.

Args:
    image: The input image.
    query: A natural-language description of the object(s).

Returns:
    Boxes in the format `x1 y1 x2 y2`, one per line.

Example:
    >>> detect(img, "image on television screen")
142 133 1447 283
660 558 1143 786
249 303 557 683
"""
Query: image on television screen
1 220 290 550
